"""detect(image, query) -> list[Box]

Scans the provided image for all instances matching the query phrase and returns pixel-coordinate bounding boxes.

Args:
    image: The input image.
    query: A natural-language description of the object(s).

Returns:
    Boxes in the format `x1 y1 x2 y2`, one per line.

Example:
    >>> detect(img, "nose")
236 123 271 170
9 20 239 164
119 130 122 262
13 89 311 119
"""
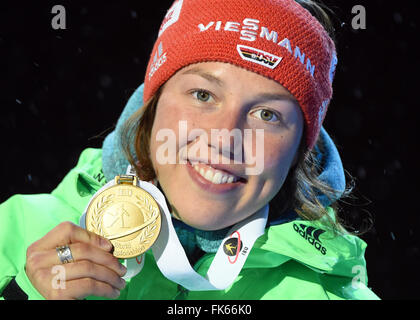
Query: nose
204 103 246 163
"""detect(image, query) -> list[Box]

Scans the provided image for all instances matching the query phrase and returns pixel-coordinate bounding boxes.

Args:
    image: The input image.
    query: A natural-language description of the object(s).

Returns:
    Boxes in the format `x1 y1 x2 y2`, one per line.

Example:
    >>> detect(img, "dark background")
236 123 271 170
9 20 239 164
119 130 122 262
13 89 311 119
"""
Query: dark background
0 0 418 299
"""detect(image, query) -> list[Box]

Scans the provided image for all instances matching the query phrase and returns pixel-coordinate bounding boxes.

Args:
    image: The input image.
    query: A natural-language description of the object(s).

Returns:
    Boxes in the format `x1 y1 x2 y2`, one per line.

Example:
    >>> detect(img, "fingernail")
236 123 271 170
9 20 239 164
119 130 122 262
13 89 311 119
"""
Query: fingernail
120 263 127 275
119 278 126 290
101 238 112 250
113 288 120 299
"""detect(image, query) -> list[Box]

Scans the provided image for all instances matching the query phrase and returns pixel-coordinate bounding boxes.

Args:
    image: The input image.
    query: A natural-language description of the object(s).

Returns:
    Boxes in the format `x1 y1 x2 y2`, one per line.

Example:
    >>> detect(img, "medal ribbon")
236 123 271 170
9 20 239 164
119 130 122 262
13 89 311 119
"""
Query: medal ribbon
80 166 268 290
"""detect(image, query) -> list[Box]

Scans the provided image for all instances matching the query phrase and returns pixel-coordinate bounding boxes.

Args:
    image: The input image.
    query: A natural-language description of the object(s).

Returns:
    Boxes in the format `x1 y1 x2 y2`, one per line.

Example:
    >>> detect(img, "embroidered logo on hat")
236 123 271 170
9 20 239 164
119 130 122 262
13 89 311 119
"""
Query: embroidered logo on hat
149 41 167 80
237 44 282 69
158 0 184 37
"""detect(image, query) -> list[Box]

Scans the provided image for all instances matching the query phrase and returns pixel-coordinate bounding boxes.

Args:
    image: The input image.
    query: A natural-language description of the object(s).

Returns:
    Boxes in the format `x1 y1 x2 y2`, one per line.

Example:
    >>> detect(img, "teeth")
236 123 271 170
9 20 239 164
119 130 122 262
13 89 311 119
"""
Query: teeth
204 170 213 181
213 172 223 184
193 164 238 184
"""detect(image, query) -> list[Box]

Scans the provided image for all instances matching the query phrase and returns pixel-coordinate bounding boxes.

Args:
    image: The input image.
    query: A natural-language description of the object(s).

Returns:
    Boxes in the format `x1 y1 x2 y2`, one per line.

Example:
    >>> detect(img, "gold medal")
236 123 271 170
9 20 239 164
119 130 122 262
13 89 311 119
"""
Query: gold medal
85 175 161 259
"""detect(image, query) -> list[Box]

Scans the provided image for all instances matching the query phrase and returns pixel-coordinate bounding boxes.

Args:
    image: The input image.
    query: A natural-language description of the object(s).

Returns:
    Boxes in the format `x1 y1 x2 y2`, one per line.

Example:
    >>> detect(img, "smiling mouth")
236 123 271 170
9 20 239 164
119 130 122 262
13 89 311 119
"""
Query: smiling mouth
187 160 247 185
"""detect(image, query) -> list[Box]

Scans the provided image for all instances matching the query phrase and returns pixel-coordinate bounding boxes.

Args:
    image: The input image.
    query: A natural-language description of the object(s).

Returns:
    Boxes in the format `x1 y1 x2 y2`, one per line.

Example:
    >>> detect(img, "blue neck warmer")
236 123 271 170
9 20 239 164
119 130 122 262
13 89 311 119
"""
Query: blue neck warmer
101 83 346 255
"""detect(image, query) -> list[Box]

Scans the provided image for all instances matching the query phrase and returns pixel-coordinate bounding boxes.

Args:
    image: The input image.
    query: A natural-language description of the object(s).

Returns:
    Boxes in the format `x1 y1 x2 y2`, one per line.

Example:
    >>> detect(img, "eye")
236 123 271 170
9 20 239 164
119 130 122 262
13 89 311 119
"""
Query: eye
191 89 212 102
251 109 280 123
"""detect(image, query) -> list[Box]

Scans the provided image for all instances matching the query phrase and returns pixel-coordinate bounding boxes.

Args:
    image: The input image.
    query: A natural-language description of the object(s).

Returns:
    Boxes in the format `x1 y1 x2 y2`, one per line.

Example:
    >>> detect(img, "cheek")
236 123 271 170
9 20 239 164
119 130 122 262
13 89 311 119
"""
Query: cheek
263 149 289 186
151 96 201 139
261 134 300 181
150 99 198 178
150 100 181 154
152 101 179 133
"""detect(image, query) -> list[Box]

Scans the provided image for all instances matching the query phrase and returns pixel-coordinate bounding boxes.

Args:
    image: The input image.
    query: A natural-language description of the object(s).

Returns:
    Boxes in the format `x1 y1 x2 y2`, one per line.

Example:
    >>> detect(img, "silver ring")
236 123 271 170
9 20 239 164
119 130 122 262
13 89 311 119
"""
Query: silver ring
56 245 74 264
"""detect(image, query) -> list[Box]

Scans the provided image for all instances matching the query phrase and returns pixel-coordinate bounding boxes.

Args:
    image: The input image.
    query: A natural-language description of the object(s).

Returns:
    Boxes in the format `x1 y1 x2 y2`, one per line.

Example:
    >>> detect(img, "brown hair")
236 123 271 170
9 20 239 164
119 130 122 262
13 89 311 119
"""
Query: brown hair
120 1 369 235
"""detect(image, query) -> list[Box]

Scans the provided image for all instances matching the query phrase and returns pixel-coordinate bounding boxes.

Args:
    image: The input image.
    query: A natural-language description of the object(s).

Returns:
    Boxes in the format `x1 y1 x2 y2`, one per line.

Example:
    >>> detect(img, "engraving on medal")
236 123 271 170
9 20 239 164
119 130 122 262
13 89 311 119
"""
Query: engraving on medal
118 188 132 196
85 181 161 259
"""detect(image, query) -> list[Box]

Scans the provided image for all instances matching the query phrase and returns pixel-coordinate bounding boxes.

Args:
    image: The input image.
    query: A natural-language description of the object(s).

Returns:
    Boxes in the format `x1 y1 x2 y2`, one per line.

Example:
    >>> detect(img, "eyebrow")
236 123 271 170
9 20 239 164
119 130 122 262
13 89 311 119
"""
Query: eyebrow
255 92 298 104
181 67 297 104
180 67 224 87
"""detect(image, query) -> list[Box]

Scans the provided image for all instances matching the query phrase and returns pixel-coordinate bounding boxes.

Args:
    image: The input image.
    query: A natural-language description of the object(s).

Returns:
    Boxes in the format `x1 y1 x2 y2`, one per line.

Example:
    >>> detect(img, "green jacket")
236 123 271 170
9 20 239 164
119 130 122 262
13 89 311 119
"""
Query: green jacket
0 148 379 300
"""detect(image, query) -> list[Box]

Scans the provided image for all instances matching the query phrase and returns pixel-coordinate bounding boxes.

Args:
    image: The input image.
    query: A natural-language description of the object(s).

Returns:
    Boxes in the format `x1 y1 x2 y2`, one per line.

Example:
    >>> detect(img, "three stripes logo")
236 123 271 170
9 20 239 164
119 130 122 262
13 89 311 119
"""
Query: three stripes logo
149 41 167 80
293 223 327 255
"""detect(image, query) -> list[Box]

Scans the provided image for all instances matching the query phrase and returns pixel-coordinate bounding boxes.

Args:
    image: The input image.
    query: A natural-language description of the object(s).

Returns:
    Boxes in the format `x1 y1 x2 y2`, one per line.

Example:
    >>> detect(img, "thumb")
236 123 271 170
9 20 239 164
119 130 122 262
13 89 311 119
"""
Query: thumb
31 221 113 252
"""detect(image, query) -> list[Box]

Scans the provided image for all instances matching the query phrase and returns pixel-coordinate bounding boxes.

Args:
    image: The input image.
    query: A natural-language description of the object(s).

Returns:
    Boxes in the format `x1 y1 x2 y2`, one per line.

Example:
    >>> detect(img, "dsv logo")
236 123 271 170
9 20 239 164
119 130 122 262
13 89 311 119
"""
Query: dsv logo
293 223 327 255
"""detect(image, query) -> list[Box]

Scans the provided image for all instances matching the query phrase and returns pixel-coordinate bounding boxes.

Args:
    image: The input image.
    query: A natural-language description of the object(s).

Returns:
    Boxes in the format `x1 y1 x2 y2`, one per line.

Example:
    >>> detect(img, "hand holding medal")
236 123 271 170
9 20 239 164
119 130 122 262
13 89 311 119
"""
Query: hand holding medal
24 170 161 300
25 221 127 300
79 166 268 291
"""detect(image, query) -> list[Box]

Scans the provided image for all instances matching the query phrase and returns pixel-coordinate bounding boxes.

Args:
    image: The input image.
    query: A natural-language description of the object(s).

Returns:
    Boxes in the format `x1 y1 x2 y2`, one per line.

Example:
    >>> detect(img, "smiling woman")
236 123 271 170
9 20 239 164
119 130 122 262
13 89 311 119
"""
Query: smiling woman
156 62 303 230
123 62 304 231
0 0 380 300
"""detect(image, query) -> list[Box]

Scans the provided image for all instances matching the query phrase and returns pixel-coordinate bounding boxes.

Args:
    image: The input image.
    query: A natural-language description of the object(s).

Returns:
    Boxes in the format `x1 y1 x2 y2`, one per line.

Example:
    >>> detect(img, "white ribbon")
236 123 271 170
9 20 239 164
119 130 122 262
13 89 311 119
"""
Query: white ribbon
80 166 268 290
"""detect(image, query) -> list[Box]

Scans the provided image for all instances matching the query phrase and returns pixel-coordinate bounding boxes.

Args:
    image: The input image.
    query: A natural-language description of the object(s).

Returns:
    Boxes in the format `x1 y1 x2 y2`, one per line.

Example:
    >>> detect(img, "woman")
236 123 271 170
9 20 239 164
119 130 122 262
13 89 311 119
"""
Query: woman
0 0 380 299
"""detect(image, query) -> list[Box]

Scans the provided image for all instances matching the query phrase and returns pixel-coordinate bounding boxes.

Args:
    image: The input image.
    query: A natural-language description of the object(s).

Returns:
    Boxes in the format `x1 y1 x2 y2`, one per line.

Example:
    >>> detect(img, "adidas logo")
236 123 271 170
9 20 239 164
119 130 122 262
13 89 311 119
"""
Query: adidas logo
149 41 167 80
293 223 327 255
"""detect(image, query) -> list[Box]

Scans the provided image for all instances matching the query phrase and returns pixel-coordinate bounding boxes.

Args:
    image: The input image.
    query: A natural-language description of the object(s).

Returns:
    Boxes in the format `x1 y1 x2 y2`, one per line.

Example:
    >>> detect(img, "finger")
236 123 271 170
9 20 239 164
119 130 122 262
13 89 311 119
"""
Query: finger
49 278 121 300
27 242 127 277
63 260 126 291
29 221 112 252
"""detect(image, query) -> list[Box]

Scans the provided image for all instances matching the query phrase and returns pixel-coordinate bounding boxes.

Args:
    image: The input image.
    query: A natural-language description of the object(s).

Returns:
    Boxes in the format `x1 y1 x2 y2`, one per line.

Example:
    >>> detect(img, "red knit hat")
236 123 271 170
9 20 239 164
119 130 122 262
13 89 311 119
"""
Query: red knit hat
143 0 337 149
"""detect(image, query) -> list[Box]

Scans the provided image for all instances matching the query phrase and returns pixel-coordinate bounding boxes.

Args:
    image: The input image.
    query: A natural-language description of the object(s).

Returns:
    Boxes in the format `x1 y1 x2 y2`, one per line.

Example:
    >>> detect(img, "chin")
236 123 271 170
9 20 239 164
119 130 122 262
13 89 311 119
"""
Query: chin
176 210 232 231
182 218 227 231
